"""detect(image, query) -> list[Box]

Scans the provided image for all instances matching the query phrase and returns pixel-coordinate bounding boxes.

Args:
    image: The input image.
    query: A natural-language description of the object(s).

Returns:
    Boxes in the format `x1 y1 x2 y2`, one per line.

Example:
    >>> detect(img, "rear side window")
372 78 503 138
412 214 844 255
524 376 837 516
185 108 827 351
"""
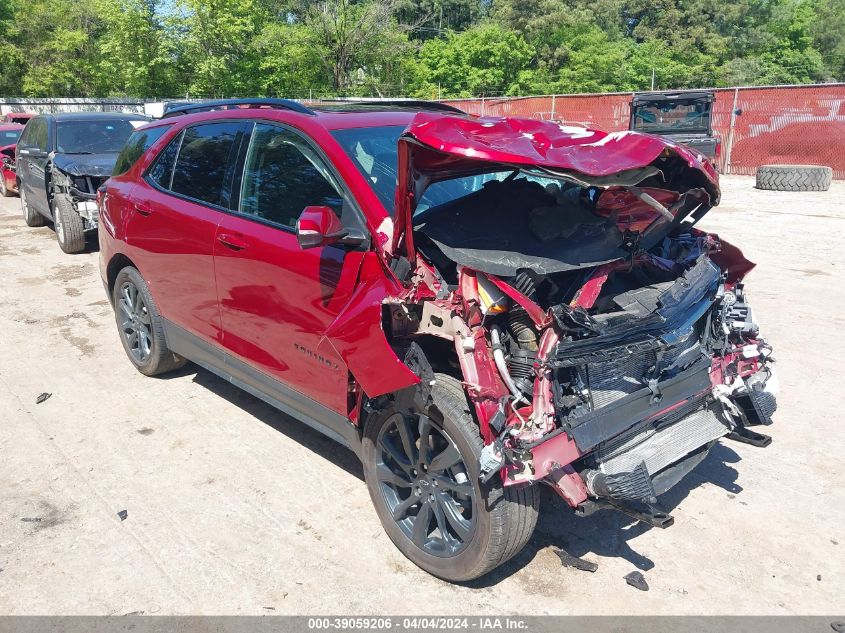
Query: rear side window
170 122 243 207
113 125 172 176
147 130 182 189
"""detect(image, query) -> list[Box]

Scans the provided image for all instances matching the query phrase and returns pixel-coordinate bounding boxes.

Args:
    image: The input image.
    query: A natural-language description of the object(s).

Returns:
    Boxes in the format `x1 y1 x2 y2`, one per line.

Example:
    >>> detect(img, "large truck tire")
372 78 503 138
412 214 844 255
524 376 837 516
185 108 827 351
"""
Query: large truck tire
755 165 832 192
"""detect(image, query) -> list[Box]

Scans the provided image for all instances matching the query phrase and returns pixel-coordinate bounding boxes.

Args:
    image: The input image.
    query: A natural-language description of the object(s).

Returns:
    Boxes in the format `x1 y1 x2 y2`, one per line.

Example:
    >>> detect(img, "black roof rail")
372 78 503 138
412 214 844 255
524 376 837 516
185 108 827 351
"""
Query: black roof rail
315 99 465 114
161 98 315 118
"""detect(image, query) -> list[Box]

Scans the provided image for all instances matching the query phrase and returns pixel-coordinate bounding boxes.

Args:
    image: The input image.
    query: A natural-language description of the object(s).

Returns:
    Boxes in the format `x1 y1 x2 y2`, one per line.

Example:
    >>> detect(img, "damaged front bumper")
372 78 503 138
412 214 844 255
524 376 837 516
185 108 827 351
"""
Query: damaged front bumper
484 254 777 523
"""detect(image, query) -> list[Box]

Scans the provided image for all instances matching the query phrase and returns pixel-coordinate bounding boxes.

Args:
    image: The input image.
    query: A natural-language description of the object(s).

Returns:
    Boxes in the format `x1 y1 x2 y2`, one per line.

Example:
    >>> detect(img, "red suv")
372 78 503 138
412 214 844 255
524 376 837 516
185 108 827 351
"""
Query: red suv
99 99 777 582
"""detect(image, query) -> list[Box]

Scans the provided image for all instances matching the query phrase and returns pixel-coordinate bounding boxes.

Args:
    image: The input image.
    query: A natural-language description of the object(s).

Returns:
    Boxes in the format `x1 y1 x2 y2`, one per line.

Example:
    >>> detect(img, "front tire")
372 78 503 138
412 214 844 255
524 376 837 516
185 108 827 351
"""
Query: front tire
113 266 186 377
21 189 45 226
0 176 12 197
363 373 539 582
53 195 86 253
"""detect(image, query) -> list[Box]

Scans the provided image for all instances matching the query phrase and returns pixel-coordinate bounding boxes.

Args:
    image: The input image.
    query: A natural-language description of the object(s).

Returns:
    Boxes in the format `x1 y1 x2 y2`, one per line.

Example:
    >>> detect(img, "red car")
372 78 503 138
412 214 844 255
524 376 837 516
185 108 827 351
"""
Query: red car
4 112 35 125
98 99 777 581
0 123 24 197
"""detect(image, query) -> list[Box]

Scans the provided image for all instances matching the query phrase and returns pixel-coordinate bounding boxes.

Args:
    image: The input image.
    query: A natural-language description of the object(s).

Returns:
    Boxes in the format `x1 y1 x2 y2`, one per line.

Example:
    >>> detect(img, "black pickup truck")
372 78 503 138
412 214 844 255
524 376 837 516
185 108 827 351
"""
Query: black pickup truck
630 90 720 163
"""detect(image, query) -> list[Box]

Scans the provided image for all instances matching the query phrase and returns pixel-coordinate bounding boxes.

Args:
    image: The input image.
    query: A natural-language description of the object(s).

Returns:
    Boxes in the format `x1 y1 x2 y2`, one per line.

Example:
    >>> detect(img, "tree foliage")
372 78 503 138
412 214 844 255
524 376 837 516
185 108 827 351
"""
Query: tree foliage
0 0 840 98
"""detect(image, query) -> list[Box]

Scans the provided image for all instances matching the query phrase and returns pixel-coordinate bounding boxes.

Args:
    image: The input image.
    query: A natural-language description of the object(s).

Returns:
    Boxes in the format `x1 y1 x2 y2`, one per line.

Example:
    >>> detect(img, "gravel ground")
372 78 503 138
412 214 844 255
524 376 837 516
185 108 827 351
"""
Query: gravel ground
0 175 842 615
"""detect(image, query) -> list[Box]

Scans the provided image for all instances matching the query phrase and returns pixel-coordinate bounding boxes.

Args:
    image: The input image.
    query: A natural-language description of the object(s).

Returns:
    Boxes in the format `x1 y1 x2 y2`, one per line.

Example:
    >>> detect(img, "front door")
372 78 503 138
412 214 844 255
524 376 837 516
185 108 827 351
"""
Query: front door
213 122 368 415
19 118 50 215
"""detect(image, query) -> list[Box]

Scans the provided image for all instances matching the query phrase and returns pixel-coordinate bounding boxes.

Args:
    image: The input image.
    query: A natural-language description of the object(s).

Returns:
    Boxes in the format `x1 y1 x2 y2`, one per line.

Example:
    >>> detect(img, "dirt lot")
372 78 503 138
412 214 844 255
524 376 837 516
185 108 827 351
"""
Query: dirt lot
0 175 843 615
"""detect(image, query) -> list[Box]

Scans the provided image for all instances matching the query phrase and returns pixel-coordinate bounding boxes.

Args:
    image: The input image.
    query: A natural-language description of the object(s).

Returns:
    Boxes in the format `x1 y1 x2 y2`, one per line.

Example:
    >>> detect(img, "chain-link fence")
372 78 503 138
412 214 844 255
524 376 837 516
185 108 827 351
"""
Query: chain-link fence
5 86 844 178
443 83 845 179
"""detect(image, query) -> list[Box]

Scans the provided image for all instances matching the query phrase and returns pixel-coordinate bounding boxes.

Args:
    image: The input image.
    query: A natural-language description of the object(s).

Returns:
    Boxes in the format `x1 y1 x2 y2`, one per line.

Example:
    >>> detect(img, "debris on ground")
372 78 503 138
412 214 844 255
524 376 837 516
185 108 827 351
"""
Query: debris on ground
20 517 42 523
817 574 822 581
117 510 128 521
35 392 51 404
554 548 598 572
624 570 650 591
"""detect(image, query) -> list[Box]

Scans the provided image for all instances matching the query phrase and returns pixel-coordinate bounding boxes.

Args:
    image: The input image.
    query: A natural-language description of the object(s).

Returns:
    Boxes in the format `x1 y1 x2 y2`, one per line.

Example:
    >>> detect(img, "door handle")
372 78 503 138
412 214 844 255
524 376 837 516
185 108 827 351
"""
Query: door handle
135 204 152 217
217 233 247 251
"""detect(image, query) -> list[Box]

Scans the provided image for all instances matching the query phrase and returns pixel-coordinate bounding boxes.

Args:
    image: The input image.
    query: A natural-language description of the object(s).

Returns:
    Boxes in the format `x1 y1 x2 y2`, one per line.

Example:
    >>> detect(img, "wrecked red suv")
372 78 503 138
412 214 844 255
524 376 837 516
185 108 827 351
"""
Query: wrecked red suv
98 99 777 582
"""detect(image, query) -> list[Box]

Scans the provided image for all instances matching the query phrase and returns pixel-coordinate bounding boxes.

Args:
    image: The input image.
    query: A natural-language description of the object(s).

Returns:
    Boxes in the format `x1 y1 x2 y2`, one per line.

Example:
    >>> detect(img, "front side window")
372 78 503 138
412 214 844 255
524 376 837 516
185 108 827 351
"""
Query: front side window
28 119 48 152
56 120 139 154
170 122 243 207
113 124 173 176
239 123 344 229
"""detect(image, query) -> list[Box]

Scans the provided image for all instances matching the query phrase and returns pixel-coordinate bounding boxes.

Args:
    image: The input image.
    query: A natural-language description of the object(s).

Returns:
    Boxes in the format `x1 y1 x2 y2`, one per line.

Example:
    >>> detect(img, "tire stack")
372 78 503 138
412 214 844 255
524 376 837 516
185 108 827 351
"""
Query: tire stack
755 165 833 192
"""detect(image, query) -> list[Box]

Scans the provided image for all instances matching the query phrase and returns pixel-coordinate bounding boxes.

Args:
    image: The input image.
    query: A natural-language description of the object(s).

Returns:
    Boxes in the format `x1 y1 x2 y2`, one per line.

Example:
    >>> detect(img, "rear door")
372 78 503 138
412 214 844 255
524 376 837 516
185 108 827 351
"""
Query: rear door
213 121 368 415
125 120 248 344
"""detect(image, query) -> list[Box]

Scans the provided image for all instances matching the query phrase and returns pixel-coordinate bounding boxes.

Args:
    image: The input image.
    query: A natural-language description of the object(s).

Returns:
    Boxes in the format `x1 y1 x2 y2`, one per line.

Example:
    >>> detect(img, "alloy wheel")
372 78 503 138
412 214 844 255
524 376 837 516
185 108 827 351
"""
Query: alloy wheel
54 201 65 245
0 177 7 196
118 281 153 363
376 412 476 557
21 189 30 219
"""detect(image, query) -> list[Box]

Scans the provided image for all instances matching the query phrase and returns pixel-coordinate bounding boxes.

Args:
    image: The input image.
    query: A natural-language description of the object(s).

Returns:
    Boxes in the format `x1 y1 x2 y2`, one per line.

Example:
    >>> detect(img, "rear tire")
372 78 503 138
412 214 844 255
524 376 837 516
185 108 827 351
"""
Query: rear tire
21 189 45 226
362 373 539 582
53 195 86 253
112 266 186 377
755 164 832 191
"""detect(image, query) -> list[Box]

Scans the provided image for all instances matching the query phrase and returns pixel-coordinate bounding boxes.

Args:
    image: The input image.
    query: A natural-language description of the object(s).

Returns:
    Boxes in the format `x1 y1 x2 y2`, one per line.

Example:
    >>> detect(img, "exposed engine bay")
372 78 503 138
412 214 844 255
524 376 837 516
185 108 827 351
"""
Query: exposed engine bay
50 167 106 231
385 127 777 526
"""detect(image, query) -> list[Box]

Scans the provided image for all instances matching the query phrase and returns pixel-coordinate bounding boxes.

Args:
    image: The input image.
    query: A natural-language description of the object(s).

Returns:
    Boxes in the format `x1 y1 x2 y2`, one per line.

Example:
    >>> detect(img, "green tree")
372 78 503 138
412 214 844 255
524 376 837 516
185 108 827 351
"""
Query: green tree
811 0 845 80
305 0 415 94
0 0 25 94
94 0 182 97
176 0 270 96
413 23 535 97
253 22 331 96
9 0 102 96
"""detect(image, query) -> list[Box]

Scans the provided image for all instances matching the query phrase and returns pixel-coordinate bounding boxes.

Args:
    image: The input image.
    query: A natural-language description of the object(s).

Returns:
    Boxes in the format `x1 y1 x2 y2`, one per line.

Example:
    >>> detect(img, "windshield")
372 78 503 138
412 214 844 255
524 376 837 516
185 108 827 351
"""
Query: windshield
56 120 140 154
632 99 711 133
332 125 531 216
0 129 21 144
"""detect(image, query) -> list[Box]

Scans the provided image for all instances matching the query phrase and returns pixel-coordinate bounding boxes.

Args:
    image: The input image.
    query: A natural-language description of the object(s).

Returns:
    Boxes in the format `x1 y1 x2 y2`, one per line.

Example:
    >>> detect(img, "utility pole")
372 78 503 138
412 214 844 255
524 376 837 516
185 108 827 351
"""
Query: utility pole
651 68 656 91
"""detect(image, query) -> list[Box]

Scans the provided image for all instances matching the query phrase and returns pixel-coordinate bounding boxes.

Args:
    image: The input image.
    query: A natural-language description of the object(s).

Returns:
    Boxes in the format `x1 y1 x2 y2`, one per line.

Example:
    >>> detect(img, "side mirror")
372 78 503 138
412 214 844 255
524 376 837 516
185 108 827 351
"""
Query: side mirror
295 205 366 250
296 205 345 249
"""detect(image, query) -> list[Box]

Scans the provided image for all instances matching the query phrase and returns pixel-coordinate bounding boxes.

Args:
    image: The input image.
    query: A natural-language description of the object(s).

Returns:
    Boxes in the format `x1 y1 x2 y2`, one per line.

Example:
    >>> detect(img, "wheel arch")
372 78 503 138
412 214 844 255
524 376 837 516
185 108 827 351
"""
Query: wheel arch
106 252 141 303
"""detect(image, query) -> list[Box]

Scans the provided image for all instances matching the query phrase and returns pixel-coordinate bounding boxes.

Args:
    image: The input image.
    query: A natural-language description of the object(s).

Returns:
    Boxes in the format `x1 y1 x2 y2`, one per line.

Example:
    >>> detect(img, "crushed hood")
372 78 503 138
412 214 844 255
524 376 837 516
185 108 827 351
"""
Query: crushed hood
393 113 719 258
52 152 119 177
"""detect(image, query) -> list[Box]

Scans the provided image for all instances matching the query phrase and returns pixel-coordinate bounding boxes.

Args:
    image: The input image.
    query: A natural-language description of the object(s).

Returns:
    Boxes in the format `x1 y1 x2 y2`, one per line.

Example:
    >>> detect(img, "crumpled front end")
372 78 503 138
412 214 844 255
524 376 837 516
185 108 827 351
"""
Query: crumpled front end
490 239 776 520
384 114 776 527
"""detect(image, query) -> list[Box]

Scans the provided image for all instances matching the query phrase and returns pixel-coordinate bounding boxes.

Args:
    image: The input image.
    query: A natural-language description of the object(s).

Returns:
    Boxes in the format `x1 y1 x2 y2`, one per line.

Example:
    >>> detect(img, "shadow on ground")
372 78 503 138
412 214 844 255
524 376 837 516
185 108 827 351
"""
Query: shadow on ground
174 362 746 586
463 442 744 588
185 364 364 480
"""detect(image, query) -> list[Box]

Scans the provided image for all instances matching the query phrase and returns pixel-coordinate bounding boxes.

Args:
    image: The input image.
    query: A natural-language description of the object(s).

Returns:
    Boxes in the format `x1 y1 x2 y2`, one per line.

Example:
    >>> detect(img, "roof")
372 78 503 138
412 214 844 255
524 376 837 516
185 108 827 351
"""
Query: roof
47 112 150 122
632 91 715 103
0 123 24 131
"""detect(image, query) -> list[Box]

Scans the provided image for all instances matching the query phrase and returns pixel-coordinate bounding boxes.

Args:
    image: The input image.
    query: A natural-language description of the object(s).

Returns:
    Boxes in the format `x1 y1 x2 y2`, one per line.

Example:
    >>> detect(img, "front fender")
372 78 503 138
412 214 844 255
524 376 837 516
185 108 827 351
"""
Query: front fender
323 251 420 398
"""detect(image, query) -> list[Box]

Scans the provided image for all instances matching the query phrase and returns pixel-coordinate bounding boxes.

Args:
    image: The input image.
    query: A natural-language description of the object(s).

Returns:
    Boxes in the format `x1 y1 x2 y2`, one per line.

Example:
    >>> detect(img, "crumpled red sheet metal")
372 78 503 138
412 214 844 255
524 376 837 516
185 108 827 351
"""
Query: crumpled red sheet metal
400 112 719 184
